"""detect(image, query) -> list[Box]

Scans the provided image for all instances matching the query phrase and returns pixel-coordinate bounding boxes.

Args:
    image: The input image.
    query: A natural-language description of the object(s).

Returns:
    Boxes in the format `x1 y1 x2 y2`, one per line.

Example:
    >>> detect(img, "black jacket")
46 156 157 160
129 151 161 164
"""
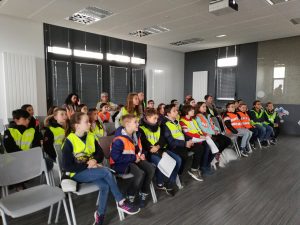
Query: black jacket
139 118 167 158
3 125 41 153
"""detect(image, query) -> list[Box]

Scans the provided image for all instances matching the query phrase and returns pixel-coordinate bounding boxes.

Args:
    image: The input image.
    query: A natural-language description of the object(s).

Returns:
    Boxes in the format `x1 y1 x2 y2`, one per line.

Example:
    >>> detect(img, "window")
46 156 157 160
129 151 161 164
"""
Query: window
273 66 285 97
132 68 145 93
75 63 102 108
216 67 236 101
110 66 129 104
51 60 72 106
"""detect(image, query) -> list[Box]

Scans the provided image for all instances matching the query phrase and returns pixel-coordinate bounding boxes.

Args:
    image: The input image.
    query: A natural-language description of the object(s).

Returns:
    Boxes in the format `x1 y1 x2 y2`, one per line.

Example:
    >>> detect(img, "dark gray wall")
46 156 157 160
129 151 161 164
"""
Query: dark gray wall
184 42 300 135
184 42 258 107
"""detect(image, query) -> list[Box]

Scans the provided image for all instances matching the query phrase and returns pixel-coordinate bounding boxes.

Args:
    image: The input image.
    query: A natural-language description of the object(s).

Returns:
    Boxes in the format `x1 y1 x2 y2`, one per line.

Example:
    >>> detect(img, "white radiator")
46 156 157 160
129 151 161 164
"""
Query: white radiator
193 71 208 102
2 52 38 119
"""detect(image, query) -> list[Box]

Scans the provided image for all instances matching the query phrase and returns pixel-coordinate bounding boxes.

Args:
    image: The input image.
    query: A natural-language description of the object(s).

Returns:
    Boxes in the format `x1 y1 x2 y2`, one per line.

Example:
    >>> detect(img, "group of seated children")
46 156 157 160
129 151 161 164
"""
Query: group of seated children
2 92 280 225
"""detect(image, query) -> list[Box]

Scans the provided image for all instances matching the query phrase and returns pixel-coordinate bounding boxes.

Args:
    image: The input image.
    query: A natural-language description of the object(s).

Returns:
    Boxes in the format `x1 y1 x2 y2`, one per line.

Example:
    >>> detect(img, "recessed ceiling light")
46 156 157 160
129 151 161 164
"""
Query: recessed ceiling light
216 34 227 38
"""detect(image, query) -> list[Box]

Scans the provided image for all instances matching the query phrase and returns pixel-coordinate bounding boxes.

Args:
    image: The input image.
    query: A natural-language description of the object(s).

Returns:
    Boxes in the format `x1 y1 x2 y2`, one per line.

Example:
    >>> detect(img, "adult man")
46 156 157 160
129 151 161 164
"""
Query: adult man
204 95 219 116
96 92 117 111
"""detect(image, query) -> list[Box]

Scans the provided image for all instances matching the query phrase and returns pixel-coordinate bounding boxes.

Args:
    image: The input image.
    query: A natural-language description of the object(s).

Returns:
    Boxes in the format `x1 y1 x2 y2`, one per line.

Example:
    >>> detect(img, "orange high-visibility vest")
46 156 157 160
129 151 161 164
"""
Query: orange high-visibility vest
109 136 142 166
237 111 252 129
98 112 111 122
225 112 243 133
197 114 215 130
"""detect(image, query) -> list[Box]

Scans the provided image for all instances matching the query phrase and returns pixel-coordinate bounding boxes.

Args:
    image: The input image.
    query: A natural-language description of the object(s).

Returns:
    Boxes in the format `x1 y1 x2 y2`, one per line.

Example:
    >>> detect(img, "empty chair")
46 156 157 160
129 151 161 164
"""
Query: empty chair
0 147 71 225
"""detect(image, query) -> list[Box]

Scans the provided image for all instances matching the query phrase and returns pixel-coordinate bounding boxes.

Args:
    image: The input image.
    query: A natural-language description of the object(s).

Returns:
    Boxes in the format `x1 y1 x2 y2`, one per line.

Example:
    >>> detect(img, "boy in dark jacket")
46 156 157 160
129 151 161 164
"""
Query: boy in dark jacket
110 114 155 207
140 108 181 196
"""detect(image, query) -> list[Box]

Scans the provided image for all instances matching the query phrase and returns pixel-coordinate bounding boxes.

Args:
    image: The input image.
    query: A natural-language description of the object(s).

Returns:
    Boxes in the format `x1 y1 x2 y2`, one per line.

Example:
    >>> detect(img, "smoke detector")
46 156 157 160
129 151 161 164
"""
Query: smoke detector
66 6 113 25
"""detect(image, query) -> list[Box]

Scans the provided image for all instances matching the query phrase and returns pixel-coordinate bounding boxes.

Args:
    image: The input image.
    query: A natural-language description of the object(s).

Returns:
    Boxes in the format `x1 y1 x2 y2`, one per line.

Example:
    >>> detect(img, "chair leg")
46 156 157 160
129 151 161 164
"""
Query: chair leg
48 205 53 224
55 201 62 223
150 182 157 203
62 198 72 225
232 140 240 157
1 209 7 225
68 193 77 225
257 138 262 149
176 175 183 189
4 186 8 196
116 202 125 221
96 191 100 206
1 187 6 197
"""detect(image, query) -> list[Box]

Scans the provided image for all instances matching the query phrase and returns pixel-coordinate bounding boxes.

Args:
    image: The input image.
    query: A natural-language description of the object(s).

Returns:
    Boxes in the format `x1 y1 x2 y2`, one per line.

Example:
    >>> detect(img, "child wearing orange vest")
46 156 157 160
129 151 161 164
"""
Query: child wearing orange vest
237 103 259 148
110 114 155 208
98 103 112 123
223 102 252 157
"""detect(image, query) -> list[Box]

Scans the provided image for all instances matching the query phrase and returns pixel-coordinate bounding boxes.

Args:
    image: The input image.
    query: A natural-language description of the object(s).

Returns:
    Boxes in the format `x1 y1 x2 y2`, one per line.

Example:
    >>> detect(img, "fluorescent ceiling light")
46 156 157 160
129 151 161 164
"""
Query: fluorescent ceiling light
48 46 72 55
131 57 145 64
106 53 130 63
217 97 235 100
74 49 103 59
217 56 238 67
216 34 227 38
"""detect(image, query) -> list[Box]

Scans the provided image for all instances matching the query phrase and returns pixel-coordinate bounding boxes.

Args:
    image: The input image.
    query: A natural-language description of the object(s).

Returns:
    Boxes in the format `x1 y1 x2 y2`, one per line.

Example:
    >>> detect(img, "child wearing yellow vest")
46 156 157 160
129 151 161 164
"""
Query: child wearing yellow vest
223 102 252 157
140 108 181 196
115 93 141 129
43 108 68 161
62 112 139 225
4 109 41 153
88 108 106 141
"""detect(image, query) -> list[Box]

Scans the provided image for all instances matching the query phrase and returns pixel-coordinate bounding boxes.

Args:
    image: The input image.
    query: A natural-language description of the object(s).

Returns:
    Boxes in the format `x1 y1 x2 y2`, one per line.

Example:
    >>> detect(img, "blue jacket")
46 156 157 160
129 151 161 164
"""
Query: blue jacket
110 127 143 174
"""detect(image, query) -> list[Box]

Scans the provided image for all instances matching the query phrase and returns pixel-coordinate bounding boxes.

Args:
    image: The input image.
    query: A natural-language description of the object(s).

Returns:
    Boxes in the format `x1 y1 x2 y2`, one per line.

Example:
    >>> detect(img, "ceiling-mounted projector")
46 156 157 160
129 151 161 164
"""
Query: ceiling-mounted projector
209 0 238 16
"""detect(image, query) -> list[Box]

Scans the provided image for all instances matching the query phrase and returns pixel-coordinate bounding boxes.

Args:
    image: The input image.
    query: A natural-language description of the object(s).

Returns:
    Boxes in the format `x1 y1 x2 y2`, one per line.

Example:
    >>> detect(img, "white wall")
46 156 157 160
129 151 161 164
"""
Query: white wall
146 46 184 105
0 14 46 123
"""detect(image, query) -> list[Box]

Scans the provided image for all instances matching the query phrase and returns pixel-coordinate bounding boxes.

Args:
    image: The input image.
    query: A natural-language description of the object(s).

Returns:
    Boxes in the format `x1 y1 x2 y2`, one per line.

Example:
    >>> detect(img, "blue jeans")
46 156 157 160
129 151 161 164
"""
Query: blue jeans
256 124 273 141
150 151 182 185
73 167 123 215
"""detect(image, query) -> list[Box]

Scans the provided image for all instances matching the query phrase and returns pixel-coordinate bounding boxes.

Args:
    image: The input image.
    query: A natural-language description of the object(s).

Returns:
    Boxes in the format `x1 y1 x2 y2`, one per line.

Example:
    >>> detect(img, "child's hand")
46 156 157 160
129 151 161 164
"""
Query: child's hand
135 157 141 163
87 159 98 168
186 140 193 148
150 146 159 153
140 154 146 160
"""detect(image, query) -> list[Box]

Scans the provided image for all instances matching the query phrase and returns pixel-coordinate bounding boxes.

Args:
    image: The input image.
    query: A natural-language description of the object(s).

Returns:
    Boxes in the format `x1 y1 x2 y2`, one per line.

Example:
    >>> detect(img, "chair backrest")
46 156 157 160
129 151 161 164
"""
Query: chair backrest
99 136 114 159
104 123 116 135
53 144 63 180
0 147 48 186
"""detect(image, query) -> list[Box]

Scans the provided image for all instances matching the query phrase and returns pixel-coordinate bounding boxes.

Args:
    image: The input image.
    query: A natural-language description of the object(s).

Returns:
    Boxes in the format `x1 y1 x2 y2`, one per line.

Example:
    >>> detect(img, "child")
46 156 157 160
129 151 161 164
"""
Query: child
4 109 41 152
139 108 181 196
115 93 141 129
163 104 203 181
21 104 40 130
62 112 139 225
249 100 274 146
98 103 112 123
157 103 166 125
64 93 79 112
147 100 155 109
223 102 252 157
195 102 231 153
88 108 106 140
77 104 88 114
237 103 259 148
110 114 155 208
265 102 280 141
43 108 68 161
180 105 213 176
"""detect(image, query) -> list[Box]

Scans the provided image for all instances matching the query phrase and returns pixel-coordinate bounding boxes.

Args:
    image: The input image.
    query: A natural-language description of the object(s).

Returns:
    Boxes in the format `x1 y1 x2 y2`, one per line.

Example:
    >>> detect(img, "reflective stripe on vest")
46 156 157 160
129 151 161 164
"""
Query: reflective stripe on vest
109 136 143 165
237 112 252 129
66 132 96 177
180 118 203 135
49 126 65 146
225 113 243 133
140 126 160 146
165 121 185 141
8 128 35 151
265 111 276 124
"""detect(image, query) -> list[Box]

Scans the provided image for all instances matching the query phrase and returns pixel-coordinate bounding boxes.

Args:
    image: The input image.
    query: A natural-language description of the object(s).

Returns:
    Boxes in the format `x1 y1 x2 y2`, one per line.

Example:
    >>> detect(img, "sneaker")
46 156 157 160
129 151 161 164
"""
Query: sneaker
240 149 249 157
93 212 104 225
251 143 256 150
261 141 269 147
156 184 166 191
188 169 204 181
139 192 148 208
127 195 135 204
270 140 276 145
118 199 140 215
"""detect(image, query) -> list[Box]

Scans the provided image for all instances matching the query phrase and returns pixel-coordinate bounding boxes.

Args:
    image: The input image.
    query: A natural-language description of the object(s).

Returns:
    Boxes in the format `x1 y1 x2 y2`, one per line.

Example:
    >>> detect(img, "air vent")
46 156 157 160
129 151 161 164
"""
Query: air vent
170 38 204 46
265 0 291 5
290 18 300 25
129 25 170 37
66 6 113 25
